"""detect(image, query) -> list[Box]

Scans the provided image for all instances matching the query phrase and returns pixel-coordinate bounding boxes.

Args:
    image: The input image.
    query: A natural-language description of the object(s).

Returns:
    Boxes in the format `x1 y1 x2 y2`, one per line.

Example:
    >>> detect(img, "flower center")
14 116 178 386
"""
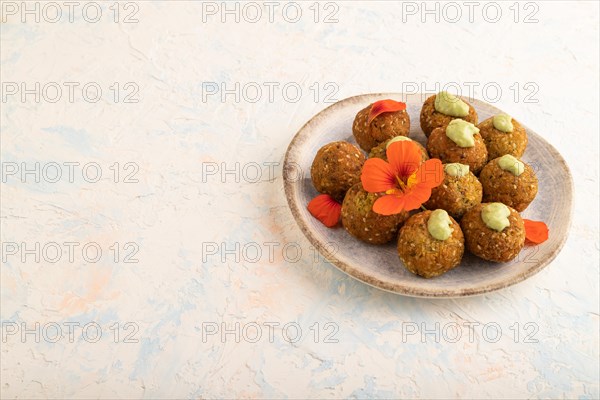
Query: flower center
385 174 410 195
395 175 407 190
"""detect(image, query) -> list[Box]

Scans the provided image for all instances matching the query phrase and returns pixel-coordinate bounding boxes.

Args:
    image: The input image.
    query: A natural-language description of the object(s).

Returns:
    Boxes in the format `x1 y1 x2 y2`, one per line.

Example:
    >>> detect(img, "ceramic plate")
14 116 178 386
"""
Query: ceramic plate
283 93 573 297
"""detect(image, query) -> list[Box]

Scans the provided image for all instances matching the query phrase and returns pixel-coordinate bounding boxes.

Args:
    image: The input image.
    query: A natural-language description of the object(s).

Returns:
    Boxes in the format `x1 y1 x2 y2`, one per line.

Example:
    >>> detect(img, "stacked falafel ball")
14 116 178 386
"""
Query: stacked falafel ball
309 92 541 278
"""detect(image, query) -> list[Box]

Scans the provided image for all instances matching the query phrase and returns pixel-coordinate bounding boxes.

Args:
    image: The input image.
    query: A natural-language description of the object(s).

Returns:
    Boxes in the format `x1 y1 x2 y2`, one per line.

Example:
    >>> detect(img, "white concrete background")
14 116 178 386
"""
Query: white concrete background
1 1 599 399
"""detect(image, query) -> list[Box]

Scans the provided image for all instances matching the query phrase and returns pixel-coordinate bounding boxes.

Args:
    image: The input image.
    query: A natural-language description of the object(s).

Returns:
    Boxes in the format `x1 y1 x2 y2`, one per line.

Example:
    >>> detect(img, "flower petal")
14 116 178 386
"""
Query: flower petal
373 194 406 216
307 194 342 228
386 141 422 178
523 219 549 244
360 158 396 193
401 185 432 211
368 99 407 124
413 158 444 189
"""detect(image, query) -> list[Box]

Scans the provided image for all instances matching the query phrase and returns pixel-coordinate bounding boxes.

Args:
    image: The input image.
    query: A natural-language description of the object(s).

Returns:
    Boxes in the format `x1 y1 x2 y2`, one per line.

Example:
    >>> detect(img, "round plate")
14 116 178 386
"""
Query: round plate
283 93 573 297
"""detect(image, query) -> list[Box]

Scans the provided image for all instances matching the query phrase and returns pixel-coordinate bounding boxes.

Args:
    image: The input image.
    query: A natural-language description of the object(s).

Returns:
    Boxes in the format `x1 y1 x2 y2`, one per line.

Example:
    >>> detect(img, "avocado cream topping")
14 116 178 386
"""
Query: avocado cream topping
444 163 469 178
481 203 510 232
445 119 480 147
434 91 469 117
385 135 412 149
497 154 525 176
427 209 454 241
492 113 514 132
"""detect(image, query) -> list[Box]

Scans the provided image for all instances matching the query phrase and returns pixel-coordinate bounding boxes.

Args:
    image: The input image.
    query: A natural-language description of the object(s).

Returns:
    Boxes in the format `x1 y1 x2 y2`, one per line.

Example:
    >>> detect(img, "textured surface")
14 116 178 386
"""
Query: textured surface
1 1 599 399
284 93 572 296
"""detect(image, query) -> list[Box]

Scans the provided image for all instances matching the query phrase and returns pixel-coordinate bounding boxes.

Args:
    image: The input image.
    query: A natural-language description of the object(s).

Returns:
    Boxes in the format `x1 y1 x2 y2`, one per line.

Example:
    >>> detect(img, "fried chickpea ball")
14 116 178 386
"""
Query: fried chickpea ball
426 126 488 175
341 183 409 244
479 156 538 212
478 115 528 159
420 93 478 138
352 104 410 152
423 164 482 220
310 141 365 202
397 210 464 278
461 203 525 262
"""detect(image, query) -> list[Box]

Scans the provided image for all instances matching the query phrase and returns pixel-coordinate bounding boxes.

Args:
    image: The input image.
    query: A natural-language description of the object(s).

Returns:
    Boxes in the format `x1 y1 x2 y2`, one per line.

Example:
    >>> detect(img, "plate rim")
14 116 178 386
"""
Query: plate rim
283 92 574 298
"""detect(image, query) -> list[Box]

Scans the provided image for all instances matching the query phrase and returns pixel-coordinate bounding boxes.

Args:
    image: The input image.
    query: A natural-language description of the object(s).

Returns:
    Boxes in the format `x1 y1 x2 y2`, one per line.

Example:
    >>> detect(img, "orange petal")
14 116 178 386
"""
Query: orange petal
523 219 549 244
308 194 342 228
386 141 421 178
360 158 396 193
413 158 444 189
373 194 406 216
401 185 432 211
368 99 407 124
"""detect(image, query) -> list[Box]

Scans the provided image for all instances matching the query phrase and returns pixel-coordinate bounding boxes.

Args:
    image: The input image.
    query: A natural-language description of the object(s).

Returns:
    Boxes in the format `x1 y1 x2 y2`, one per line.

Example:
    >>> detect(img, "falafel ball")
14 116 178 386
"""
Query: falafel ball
420 93 478 138
352 103 410 152
479 155 538 212
368 136 429 162
397 210 464 278
423 163 483 220
478 115 528 159
426 126 488 175
341 183 409 244
461 203 525 262
310 141 366 202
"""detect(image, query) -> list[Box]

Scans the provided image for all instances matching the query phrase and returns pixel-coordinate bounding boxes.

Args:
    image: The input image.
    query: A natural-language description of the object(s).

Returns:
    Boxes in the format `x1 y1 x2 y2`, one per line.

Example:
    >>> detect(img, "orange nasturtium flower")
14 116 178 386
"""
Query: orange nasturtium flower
361 140 443 215
368 99 407 124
